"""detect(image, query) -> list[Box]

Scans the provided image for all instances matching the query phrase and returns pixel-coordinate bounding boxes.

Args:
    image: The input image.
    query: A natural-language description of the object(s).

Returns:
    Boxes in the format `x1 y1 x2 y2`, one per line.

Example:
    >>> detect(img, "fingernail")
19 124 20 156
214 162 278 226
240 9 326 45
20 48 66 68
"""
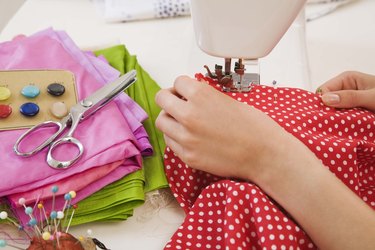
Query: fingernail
322 93 340 104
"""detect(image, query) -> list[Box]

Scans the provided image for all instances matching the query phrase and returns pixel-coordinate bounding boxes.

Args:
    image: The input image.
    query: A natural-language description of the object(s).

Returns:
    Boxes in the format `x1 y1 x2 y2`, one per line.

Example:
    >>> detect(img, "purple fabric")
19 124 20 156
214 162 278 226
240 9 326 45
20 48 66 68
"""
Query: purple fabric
0 29 147 197
84 51 153 155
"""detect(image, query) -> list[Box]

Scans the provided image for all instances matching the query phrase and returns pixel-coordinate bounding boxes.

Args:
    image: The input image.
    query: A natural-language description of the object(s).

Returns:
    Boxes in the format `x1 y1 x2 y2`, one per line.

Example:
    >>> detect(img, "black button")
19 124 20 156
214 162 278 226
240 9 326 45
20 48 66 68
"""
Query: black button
47 83 65 96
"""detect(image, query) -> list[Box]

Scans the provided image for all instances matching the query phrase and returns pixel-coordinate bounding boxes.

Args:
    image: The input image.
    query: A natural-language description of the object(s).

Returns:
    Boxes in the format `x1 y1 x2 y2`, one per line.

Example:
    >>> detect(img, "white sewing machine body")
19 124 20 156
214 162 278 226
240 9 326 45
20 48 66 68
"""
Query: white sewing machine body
190 0 307 59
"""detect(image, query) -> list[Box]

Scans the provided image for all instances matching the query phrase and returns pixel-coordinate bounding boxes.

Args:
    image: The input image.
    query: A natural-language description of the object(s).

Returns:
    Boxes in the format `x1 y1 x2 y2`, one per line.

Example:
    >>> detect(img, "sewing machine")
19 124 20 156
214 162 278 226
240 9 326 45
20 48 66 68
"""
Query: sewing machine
190 0 307 92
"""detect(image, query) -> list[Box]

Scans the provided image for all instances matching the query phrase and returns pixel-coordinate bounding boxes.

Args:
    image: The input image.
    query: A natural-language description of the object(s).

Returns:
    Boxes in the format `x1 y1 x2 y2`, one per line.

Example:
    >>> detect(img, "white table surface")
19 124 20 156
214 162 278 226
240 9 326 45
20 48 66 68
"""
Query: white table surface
1 0 375 249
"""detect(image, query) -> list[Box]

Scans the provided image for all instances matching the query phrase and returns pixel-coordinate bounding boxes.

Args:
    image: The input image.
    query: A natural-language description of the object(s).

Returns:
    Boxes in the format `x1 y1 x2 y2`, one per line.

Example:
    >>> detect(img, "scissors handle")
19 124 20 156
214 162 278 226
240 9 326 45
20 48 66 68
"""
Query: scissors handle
13 119 68 157
47 136 84 169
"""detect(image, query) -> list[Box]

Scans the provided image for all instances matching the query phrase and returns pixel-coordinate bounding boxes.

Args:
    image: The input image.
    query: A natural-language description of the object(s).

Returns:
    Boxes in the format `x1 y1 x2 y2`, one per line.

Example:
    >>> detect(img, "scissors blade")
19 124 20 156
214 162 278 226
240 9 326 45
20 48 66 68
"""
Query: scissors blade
78 70 137 120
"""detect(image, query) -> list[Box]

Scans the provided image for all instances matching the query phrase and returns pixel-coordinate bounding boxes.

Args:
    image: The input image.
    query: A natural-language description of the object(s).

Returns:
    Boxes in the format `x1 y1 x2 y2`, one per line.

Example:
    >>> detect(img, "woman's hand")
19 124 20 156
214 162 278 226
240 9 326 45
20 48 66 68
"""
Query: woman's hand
318 71 375 112
155 76 307 183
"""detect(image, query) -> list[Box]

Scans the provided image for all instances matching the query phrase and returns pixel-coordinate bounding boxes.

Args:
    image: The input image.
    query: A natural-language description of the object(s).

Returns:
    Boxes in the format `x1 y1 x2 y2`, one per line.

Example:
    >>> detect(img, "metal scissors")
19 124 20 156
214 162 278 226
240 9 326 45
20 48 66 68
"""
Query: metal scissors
14 70 137 169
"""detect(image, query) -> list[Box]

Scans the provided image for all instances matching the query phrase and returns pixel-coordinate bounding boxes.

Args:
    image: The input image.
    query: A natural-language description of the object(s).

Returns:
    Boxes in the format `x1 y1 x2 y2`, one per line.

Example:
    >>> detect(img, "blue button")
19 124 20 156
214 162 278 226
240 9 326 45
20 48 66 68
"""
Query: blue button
21 85 40 98
20 102 40 117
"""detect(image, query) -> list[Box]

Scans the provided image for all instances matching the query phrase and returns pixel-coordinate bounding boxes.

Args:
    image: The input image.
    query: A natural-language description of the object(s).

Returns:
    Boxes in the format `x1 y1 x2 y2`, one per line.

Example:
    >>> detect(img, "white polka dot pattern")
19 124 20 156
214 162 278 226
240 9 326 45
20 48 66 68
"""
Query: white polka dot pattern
163 74 375 249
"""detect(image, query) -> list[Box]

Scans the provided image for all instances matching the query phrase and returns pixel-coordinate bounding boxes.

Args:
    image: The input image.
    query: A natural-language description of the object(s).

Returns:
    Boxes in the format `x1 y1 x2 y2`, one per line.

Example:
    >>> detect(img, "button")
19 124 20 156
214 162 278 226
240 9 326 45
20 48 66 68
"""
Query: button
21 85 40 98
50 101 68 118
47 83 65 96
0 104 12 118
0 86 11 101
20 102 40 117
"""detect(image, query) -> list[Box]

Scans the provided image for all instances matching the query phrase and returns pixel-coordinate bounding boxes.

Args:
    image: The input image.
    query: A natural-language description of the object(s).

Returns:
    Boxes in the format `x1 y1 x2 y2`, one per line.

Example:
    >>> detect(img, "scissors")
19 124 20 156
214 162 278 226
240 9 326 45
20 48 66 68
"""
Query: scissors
14 70 137 169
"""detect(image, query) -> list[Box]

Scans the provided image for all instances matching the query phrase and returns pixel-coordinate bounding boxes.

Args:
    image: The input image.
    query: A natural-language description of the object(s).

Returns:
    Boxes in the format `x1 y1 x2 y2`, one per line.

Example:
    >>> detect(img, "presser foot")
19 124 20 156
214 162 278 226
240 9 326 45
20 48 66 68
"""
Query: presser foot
204 58 260 93
227 72 259 93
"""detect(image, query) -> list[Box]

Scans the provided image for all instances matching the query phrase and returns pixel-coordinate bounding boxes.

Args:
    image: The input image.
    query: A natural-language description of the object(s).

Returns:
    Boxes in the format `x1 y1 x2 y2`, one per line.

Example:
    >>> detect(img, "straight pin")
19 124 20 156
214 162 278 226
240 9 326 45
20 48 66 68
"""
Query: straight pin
51 186 58 213
65 205 77 233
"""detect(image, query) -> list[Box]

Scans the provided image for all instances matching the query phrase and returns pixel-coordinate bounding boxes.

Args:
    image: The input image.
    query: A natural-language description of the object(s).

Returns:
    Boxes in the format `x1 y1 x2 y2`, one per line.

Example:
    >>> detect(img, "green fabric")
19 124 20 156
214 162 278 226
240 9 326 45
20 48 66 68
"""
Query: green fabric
69 45 168 225
69 170 144 226
94 45 168 192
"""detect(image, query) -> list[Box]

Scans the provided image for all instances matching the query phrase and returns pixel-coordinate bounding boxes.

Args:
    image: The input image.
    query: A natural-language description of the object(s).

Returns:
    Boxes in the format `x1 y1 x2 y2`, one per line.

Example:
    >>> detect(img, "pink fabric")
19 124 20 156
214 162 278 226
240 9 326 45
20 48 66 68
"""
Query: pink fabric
8 161 123 205
164 75 375 249
0 29 143 196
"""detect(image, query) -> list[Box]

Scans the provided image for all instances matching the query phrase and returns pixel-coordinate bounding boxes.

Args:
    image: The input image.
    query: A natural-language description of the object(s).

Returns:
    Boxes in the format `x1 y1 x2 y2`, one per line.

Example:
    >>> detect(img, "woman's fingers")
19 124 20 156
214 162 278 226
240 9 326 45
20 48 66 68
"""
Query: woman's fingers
155 88 186 122
317 71 360 93
321 89 375 112
155 76 204 123
163 134 184 159
155 110 186 142
318 71 375 93
173 75 203 100
317 71 375 112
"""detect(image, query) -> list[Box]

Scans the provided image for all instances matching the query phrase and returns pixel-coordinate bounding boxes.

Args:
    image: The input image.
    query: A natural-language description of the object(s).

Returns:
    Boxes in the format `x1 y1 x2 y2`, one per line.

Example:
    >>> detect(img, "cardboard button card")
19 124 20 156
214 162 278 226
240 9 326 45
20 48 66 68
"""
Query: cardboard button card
0 70 78 130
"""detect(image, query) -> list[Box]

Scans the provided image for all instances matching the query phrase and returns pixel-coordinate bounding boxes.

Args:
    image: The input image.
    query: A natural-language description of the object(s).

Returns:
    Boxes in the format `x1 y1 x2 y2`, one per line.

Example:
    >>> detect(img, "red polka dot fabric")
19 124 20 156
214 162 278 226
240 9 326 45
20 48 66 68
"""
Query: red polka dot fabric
164 74 375 249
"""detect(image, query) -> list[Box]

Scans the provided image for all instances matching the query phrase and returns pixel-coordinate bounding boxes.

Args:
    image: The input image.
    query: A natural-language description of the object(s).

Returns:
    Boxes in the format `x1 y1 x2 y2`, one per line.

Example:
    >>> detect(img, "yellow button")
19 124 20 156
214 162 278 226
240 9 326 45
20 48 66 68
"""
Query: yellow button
0 86 11 101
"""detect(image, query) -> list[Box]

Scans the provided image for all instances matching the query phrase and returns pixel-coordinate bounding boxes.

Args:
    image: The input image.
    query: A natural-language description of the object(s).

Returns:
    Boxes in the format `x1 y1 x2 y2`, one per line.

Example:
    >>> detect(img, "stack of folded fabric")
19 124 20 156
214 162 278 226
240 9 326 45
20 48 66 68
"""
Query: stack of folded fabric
0 28 168 226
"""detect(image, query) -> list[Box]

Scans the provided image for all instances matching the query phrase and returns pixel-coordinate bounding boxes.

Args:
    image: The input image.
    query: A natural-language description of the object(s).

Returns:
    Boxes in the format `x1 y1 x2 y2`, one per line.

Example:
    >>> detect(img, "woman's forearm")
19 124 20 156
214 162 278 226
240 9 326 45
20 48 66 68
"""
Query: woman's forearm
255 135 375 250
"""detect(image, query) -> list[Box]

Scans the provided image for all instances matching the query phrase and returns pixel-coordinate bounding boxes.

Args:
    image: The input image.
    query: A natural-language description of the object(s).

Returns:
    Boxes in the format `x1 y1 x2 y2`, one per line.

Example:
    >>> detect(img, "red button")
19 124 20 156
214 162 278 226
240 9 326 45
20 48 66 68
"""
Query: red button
0 104 12 118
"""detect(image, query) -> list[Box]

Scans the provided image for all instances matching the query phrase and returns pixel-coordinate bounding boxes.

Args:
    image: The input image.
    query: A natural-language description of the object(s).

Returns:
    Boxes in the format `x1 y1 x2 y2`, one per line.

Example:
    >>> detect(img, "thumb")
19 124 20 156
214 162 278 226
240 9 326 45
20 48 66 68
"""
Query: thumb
321 89 375 112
